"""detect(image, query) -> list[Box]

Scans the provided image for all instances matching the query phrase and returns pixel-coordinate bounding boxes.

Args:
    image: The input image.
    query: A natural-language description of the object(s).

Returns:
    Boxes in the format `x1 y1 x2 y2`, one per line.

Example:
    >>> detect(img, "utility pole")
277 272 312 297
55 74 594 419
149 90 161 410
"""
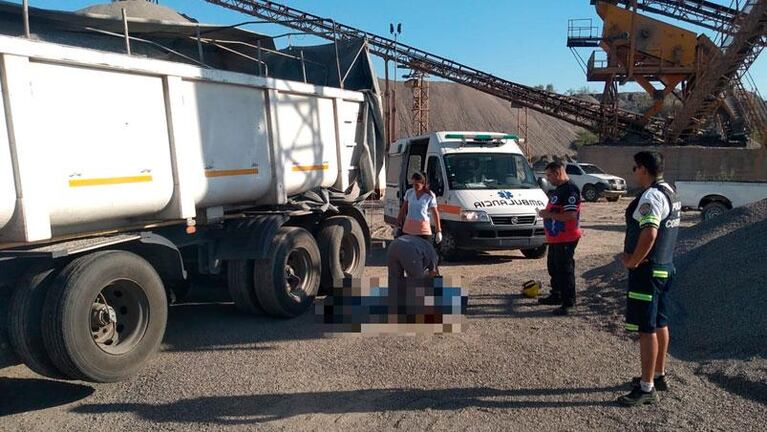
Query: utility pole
388 23 401 143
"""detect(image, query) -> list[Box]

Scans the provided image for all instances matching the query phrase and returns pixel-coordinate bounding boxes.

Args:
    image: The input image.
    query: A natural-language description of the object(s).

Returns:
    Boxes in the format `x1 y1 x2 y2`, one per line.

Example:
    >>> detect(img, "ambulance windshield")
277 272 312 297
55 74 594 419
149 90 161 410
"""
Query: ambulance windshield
443 153 537 190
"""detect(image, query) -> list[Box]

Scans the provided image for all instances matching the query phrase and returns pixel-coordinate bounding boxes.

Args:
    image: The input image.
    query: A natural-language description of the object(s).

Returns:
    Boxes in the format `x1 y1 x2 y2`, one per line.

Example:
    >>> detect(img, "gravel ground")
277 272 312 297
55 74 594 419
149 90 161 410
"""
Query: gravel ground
1 199 765 431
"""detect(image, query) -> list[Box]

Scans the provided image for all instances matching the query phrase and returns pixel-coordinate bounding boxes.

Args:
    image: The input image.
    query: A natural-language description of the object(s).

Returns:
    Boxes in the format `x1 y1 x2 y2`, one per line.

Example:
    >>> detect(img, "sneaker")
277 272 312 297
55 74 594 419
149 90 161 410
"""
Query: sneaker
538 295 562 305
631 375 668 391
617 387 658 406
552 306 571 316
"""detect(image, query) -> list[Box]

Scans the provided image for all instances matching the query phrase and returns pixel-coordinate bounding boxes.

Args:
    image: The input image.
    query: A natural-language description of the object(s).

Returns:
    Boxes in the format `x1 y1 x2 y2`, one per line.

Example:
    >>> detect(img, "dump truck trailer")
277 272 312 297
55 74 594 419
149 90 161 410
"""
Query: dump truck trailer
0 33 380 382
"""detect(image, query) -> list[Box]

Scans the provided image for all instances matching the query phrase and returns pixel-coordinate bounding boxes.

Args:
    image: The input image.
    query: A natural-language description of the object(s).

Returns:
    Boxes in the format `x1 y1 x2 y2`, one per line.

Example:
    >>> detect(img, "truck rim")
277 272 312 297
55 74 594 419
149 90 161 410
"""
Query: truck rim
339 232 360 274
285 249 311 301
90 280 150 355
704 205 725 220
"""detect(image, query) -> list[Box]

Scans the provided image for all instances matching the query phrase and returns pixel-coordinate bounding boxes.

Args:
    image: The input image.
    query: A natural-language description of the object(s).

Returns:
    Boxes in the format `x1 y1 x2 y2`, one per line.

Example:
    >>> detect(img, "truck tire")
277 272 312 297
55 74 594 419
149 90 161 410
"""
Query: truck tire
582 184 599 202
254 227 320 318
521 245 548 259
702 201 729 221
41 251 168 383
317 216 366 294
7 267 65 379
227 260 263 314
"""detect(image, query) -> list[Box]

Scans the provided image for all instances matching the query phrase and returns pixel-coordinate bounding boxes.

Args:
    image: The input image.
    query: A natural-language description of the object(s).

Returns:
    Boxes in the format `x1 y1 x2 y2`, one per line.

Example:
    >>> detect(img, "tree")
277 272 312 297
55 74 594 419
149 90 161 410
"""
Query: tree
534 84 556 93
571 130 599 150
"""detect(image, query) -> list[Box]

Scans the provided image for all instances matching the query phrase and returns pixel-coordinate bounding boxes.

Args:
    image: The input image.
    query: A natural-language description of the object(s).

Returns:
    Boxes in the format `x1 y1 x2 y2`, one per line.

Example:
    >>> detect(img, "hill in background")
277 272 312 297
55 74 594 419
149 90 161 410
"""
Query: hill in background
382 80 583 157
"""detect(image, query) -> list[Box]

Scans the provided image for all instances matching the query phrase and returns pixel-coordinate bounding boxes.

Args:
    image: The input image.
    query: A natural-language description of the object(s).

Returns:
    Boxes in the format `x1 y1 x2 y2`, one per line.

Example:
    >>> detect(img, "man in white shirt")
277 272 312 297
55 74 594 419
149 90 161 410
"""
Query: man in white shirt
618 151 681 407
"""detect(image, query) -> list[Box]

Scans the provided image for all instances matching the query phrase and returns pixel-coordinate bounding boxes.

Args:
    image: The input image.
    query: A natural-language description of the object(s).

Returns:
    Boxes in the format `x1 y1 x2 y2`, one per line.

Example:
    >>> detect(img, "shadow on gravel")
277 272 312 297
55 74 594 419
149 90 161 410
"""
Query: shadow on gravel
582 224 627 233
440 253 521 266
468 293 606 320
703 371 767 406
0 378 94 416
580 256 628 336
162 302 322 353
72 385 622 424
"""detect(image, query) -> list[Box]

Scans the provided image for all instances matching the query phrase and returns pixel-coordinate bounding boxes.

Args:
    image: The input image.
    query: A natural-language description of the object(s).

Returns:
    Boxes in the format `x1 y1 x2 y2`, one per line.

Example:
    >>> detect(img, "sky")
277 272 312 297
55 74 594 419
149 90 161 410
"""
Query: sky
9 0 767 96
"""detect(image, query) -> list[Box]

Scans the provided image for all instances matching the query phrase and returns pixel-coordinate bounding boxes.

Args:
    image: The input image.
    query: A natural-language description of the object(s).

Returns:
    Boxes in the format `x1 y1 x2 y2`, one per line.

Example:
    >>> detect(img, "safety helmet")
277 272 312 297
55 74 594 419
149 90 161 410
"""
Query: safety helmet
522 280 541 298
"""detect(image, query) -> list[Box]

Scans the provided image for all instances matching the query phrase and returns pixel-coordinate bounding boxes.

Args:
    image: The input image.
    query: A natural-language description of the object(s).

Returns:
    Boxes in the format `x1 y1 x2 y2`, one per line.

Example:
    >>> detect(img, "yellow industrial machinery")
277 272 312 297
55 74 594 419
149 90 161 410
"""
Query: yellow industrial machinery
585 2 720 122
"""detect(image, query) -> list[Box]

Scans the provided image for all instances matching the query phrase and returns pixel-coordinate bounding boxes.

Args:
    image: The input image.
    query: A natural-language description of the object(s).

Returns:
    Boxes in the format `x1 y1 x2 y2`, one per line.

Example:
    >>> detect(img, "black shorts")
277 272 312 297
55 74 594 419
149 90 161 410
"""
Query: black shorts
625 262 674 333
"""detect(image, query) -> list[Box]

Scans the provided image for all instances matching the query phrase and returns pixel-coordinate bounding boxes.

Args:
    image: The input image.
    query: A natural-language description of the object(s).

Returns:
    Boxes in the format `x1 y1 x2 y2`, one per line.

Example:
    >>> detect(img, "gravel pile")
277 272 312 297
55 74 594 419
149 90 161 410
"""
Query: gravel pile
672 210 767 406
76 1 191 23
671 198 767 360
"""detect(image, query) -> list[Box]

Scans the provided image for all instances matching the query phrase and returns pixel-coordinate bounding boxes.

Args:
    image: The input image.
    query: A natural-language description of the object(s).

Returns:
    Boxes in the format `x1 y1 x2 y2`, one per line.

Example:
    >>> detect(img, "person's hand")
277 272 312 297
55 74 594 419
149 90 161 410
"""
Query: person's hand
619 252 636 269
435 231 443 244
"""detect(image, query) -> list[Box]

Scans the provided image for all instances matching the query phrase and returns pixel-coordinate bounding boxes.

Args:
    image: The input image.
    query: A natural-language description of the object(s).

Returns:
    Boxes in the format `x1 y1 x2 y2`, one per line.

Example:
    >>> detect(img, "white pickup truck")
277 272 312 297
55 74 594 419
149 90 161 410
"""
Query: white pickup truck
535 162 628 202
676 181 767 220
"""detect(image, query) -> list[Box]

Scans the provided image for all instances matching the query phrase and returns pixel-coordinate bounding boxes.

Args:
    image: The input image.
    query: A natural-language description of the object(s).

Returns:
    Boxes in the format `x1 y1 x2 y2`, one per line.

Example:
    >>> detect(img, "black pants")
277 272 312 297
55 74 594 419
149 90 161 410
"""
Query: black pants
547 241 578 307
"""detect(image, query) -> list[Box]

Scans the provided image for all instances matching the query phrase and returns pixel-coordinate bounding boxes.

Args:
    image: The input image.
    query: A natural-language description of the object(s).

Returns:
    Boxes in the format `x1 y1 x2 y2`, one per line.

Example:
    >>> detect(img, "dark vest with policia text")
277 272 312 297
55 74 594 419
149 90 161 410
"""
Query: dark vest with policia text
624 181 681 265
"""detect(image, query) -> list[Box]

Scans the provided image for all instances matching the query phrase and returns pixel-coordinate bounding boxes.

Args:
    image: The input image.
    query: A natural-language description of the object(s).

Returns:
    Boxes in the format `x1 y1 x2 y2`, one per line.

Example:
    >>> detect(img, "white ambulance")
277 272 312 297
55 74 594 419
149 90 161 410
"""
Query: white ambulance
384 132 550 259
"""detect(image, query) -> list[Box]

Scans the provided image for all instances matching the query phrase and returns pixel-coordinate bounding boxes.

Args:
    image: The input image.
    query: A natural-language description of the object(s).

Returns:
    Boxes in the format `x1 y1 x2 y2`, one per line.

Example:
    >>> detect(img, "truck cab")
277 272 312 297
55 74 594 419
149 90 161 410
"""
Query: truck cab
384 132 549 259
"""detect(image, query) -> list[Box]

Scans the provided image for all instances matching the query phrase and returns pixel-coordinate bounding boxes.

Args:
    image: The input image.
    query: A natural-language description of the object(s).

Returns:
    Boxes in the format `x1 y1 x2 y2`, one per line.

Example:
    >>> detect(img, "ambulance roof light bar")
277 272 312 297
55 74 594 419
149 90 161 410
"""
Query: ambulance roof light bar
444 133 519 141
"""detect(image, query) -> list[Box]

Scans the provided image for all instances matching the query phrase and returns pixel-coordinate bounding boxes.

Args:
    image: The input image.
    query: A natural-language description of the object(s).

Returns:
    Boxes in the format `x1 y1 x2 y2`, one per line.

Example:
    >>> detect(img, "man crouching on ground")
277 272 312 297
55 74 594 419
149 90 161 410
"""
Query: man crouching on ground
387 234 440 289
618 151 681 406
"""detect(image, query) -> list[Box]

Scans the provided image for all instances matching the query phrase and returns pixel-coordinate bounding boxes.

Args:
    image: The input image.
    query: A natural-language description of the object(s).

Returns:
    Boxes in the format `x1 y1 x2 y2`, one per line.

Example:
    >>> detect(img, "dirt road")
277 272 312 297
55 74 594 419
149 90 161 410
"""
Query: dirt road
2 200 764 431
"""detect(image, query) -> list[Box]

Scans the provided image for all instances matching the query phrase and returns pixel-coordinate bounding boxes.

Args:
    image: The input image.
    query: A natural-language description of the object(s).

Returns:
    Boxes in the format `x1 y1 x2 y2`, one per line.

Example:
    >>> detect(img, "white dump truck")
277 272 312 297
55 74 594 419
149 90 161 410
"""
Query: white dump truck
0 21 383 382
385 132 549 259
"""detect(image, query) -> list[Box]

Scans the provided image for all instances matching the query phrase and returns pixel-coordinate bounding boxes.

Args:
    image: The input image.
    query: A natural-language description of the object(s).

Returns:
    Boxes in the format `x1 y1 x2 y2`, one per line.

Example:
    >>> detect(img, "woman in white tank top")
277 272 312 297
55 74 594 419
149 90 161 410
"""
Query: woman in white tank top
396 172 443 243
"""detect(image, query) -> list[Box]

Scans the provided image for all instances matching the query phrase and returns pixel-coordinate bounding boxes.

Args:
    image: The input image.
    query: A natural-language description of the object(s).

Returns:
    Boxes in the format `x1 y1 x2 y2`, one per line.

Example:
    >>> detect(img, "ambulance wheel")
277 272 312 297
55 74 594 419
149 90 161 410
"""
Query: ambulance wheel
317 216 366 294
42 251 168 383
7 266 66 379
521 245 548 259
438 231 467 261
254 227 320 318
582 185 599 202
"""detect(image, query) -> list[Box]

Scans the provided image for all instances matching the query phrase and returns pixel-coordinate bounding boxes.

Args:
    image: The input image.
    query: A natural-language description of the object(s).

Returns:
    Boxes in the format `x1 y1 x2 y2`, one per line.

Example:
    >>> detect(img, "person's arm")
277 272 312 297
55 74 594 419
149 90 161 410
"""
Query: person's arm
425 244 440 276
538 209 577 222
396 201 408 227
621 190 667 269
621 228 657 269
430 206 442 232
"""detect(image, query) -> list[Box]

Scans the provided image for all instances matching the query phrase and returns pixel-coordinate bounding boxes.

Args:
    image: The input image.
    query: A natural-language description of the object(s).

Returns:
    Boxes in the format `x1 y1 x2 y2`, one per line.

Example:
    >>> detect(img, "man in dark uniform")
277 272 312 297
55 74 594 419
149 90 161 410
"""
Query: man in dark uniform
537 161 582 316
617 151 681 406
387 234 440 286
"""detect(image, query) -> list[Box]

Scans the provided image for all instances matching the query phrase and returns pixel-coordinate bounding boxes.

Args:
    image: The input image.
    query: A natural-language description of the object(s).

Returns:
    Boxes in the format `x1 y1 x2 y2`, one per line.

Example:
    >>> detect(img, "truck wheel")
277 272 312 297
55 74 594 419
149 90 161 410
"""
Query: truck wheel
227 260 262 314
42 251 168 383
702 202 729 220
606 196 620 202
254 227 320 318
582 185 599 202
7 267 65 379
521 245 548 259
317 216 366 294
